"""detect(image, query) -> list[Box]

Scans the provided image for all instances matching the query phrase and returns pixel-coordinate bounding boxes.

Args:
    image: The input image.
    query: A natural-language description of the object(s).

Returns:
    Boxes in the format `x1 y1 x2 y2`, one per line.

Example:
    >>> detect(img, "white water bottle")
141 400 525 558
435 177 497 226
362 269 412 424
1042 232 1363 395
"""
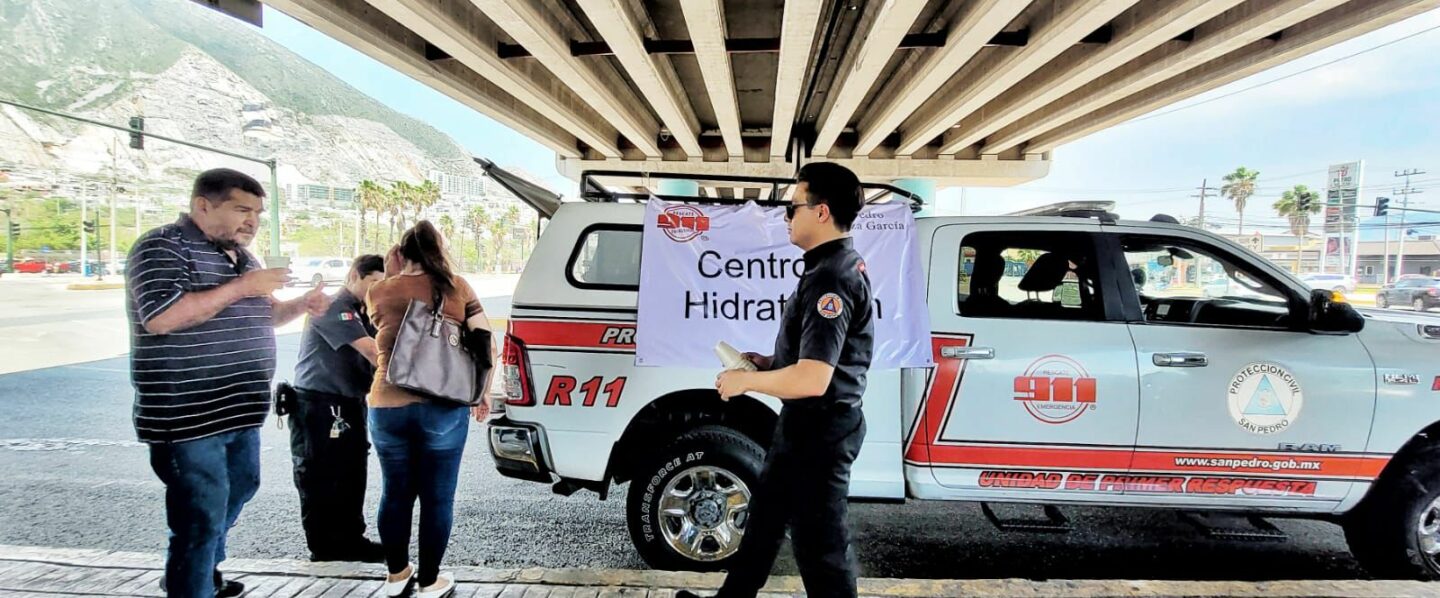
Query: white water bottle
714 341 757 372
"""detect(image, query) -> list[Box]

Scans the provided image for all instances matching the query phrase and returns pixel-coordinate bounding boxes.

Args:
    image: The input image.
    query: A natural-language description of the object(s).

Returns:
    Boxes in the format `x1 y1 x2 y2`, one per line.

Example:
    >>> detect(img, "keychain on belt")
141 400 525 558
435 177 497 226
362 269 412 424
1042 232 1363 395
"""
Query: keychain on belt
329 405 350 439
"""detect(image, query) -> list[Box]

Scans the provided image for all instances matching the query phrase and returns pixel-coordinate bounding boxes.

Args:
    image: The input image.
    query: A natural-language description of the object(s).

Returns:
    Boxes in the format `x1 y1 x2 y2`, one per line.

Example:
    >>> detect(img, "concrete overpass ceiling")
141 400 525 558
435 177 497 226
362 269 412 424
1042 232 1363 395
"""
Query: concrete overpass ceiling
260 0 1439 186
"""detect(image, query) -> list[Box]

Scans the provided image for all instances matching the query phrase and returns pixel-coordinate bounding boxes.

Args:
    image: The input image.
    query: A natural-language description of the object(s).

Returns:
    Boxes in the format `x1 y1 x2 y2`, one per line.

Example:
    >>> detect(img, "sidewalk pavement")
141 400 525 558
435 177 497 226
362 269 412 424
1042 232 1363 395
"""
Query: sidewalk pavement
0 545 1434 598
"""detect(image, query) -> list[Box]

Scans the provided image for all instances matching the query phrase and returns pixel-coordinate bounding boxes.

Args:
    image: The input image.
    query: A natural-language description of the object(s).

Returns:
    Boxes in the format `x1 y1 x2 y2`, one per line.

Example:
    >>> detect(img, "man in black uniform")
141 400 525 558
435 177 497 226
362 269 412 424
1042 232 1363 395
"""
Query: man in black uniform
284 254 386 562
684 162 874 598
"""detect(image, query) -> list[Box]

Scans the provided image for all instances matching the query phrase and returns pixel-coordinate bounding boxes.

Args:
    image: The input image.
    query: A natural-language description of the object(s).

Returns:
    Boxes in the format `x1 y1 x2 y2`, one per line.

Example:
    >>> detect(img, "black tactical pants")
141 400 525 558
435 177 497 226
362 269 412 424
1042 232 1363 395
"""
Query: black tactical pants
718 410 867 598
288 388 371 557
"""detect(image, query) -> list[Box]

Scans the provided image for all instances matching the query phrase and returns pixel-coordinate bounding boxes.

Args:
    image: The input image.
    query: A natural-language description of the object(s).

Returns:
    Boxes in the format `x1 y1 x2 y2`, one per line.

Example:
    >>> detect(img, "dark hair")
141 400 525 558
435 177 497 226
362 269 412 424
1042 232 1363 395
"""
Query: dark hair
399 220 455 299
192 168 266 204
797 162 863 231
351 254 384 279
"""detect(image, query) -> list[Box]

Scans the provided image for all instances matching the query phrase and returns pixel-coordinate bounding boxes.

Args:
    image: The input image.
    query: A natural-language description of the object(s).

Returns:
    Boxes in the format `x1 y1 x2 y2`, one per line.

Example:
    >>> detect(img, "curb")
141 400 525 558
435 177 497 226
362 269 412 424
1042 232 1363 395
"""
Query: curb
66 282 125 291
0 545 1434 597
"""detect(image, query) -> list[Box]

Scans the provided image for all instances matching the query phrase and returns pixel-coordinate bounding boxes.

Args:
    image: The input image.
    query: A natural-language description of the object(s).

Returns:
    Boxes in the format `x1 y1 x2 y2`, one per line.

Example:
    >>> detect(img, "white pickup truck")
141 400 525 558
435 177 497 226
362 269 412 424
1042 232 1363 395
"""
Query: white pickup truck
488 183 1440 579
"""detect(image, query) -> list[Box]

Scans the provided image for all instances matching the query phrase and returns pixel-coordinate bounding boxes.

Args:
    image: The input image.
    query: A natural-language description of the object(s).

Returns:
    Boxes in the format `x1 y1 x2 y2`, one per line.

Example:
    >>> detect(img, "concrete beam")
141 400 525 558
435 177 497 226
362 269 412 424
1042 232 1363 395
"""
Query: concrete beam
897 0 1137 156
1026 0 1440 153
770 0 823 159
851 0 1029 156
680 0 743 158
938 0 1242 155
556 156 1050 188
810 0 928 157
981 0 1348 155
470 0 663 157
578 0 703 159
264 0 581 158
364 0 623 157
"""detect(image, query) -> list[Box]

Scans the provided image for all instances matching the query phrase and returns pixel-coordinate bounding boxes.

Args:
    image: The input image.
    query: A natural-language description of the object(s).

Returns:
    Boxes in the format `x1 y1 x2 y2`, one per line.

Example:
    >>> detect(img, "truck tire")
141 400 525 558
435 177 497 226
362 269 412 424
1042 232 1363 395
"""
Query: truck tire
626 425 765 571
1344 444 1440 579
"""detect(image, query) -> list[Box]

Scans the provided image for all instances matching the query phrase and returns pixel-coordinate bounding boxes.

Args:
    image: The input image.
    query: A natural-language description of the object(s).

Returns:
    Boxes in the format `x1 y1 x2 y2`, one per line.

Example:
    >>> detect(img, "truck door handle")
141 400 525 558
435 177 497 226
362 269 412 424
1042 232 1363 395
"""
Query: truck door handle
941 346 994 360
1153 352 1208 367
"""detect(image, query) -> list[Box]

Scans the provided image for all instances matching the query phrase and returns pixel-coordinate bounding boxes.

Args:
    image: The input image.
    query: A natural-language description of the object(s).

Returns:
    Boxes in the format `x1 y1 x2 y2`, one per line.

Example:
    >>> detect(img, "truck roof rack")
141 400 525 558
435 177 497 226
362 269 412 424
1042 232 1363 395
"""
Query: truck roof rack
1006 201 1118 223
578 170 925 211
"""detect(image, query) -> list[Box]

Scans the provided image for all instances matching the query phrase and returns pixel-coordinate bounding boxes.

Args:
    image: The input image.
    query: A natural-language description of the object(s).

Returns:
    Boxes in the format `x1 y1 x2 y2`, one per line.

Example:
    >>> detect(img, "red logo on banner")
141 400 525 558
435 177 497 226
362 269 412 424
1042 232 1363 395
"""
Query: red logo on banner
657 205 710 242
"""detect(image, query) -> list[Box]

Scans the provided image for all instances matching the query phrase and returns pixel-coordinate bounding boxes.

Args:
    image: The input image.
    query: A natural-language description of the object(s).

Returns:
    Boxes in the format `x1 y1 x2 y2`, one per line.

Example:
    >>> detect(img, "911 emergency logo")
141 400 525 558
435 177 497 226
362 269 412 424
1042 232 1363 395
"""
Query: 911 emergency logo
817 293 844 319
1228 363 1303 435
1014 355 1097 425
657 205 710 242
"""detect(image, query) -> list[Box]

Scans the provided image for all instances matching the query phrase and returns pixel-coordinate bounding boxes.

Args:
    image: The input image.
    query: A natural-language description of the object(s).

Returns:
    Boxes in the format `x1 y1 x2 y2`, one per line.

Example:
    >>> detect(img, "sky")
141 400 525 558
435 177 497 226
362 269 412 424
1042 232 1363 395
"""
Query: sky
256 5 1440 239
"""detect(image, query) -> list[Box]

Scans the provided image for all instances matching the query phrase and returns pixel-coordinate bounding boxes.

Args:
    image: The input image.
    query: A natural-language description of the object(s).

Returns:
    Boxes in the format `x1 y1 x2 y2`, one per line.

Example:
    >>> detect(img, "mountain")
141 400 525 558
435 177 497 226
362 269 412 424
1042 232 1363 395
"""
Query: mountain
0 0 485 188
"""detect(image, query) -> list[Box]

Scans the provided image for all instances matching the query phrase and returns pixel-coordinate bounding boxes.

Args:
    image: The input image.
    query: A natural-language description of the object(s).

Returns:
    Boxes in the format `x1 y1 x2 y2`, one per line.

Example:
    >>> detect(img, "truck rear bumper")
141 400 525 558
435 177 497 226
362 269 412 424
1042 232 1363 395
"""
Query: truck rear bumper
488 418 554 484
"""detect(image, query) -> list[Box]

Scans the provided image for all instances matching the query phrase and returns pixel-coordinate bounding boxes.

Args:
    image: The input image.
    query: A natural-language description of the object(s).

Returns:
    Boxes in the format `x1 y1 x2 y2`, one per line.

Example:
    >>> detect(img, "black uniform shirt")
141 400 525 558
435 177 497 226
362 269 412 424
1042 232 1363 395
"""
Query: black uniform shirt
771 237 875 432
294 288 376 399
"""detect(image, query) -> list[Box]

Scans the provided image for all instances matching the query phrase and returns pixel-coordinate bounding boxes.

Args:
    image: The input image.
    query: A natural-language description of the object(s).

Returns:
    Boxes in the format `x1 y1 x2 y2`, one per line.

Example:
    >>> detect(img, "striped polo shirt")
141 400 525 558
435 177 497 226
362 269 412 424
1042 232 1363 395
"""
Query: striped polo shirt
126 215 276 444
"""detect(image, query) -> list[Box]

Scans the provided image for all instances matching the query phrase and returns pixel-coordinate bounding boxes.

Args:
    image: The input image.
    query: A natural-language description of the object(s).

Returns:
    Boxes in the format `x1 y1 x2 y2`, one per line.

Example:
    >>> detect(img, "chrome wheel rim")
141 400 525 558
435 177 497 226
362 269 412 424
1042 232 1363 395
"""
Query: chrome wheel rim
658 465 751 562
1418 495 1440 562
1417 299 1426 312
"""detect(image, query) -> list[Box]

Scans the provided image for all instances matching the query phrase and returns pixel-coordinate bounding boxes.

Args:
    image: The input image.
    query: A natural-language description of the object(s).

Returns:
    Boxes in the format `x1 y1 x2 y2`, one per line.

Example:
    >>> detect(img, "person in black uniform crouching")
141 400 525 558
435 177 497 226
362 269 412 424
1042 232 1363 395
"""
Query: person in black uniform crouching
681 162 875 598
283 254 386 562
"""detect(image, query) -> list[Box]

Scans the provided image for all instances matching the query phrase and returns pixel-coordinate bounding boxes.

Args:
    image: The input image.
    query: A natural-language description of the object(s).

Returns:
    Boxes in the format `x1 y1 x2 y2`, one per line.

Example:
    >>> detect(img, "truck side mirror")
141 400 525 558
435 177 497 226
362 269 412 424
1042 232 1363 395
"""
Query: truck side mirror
1309 289 1364 333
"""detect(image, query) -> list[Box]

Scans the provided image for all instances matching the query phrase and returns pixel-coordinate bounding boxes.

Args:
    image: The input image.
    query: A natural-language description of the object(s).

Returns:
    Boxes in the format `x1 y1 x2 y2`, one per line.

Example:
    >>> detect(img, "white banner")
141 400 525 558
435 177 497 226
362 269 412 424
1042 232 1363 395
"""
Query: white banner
637 198 932 370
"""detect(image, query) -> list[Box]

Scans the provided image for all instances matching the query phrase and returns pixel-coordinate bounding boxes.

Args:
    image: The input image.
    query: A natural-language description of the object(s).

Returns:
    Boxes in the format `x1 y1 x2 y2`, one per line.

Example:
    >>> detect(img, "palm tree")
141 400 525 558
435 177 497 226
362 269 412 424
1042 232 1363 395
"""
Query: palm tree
1274 184 1321 273
467 205 490 273
355 180 387 252
386 181 412 243
438 213 456 248
488 206 520 274
412 180 440 223
1221 167 1260 235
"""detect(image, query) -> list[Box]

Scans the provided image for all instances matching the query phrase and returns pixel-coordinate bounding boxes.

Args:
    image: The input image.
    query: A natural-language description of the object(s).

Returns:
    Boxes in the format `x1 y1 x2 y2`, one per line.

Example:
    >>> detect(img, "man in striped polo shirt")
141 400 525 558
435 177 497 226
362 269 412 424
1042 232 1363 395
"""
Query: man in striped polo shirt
127 168 330 598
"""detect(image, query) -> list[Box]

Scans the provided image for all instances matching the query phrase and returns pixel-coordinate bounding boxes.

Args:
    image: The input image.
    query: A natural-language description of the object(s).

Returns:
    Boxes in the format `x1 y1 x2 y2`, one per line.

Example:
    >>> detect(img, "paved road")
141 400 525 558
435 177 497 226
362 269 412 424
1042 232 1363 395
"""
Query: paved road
0 352 1369 581
0 273 1377 581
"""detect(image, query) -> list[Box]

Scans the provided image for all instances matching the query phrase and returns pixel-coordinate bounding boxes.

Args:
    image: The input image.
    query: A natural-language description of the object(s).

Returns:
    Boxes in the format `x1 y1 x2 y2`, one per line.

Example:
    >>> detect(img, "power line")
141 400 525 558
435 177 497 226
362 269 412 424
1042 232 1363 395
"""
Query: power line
1129 22 1440 123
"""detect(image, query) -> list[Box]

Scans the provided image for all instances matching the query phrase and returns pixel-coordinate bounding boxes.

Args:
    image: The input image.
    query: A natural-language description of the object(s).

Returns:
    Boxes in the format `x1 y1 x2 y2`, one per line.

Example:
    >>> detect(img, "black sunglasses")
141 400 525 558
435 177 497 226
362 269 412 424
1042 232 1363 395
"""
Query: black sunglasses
785 202 818 220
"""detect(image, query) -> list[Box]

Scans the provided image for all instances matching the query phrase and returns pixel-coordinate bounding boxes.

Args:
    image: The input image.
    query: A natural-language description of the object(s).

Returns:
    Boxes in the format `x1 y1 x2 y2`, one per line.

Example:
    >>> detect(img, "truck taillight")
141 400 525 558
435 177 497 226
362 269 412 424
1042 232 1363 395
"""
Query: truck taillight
503 333 535 406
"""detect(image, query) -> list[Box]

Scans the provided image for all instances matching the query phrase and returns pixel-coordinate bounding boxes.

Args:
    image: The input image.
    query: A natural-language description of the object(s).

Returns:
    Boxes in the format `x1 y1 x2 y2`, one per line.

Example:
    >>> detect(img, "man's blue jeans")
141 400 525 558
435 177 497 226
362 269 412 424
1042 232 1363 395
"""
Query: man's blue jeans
148 427 261 598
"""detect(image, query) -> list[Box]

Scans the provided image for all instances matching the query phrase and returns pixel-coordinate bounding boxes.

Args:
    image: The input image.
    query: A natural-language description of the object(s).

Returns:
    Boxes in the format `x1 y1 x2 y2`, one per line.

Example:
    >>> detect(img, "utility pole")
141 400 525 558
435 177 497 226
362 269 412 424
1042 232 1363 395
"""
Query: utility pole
1192 179 1216 229
1395 169 1426 279
109 138 119 276
80 185 89 278
2 207 14 271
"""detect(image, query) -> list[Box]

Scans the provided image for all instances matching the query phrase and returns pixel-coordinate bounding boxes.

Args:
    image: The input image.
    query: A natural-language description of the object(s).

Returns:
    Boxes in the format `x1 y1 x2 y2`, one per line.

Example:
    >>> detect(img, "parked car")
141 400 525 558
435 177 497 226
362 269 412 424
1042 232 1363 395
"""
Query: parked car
1375 277 1440 311
288 256 350 286
1299 273 1357 293
12 259 50 274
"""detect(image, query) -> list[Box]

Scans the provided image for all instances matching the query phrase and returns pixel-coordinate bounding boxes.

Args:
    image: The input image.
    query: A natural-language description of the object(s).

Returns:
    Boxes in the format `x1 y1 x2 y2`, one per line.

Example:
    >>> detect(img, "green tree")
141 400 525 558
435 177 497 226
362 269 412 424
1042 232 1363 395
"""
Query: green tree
355 180 387 252
1274 184 1321 273
386 181 411 244
438 213 456 247
1222 166 1260 235
412 180 440 223
467 205 491 273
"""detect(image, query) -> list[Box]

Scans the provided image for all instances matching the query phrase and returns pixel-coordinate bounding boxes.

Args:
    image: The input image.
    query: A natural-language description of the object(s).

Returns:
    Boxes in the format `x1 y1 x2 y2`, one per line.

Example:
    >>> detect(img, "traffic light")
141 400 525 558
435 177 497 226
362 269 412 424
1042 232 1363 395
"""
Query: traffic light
1297 194 1313 212
82 219 96 234
7 222 17 237
129 116 144 150
1375 197 1391 217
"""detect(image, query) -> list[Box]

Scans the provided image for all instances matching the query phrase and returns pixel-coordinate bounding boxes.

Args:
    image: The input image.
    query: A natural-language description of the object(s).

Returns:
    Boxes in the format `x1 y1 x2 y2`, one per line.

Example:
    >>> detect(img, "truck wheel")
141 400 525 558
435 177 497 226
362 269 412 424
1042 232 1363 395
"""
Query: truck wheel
626 425 764 571
1344 444 1440 579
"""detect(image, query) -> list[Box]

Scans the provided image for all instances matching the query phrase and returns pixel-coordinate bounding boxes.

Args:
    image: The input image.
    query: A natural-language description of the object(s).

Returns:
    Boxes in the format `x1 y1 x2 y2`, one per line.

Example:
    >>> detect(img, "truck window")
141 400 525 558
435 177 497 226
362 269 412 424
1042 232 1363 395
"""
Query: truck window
568 226 642 289
1121 236 1296 329
956 231 1103 321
